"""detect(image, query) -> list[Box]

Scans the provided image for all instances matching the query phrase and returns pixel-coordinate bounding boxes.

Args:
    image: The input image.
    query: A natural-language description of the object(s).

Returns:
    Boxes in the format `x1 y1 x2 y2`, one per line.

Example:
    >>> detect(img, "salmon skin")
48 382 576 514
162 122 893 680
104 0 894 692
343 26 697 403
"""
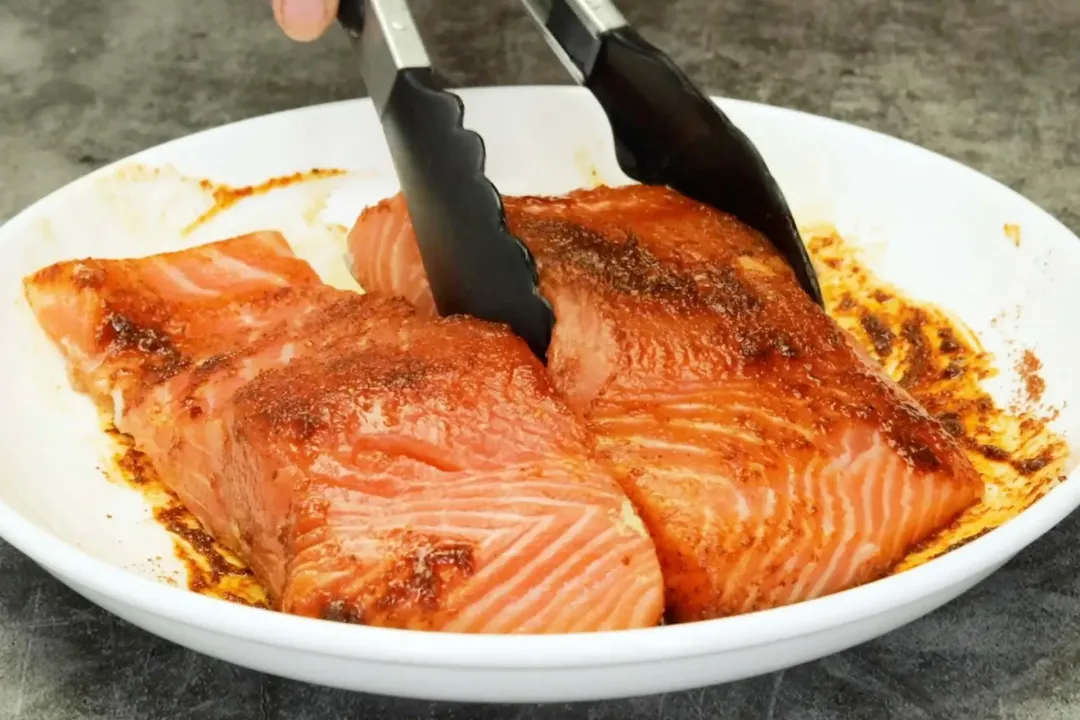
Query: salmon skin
348 185 984 622
24 231 664 633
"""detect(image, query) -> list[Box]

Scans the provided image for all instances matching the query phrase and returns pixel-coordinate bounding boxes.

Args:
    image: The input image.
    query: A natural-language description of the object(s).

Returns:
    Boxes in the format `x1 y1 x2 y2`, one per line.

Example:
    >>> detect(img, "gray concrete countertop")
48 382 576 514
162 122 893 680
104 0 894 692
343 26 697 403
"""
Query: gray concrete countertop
1 1 1078 718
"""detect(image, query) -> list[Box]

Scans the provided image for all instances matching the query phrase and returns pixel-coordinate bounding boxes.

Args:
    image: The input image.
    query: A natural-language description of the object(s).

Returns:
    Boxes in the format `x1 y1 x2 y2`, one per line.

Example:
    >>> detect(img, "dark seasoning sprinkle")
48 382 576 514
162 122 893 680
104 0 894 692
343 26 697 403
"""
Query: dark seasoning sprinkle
859 311 895 357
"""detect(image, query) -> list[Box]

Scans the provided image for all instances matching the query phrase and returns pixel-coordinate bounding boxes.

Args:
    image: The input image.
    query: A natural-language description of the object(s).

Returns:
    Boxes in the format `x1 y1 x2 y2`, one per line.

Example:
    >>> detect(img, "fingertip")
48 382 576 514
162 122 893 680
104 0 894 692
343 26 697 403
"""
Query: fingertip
273 0 336 42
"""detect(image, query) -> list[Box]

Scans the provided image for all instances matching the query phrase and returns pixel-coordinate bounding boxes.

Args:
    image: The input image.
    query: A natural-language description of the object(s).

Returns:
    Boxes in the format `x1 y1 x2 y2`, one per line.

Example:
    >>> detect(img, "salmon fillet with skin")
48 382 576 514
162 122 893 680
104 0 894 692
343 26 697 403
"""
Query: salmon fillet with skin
24 231 664 632
347 185 984 622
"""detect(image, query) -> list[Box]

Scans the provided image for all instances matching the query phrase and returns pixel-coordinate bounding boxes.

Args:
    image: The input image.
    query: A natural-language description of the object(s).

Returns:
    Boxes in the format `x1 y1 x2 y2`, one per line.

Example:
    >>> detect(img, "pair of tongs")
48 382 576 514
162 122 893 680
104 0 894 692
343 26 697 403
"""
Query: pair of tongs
337 0 823 361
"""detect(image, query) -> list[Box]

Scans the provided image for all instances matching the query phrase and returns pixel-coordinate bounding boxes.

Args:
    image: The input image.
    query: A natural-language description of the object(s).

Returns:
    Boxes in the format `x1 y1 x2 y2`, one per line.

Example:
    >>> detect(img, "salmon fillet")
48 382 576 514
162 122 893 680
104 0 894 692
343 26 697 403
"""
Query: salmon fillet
347 185 984 622
24 231 664 632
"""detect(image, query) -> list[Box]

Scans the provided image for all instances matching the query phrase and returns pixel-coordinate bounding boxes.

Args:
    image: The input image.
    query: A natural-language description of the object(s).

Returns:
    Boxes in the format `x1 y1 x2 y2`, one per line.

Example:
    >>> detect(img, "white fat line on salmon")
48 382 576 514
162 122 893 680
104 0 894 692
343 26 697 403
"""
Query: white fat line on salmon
662 419 767 445
725 455 812 608
150 257 219 297
341 495 625 529
484 523 630 632
205 249 293 287
277 343 297 364
598 405 813 445
57 337 93 367
809 477 861 596
111 388 126 423
644 466 753 521
442 512 583 631
559 545 653 632
738 470 796 610
236 309 267 328
611 498 648 538
608 435 716 456
311 460 626 505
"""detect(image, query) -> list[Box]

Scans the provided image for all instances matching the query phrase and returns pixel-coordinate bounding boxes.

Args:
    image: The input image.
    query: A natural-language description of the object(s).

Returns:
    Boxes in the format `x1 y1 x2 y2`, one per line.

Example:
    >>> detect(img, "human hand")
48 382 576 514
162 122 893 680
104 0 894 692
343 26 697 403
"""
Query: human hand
272 0 340 41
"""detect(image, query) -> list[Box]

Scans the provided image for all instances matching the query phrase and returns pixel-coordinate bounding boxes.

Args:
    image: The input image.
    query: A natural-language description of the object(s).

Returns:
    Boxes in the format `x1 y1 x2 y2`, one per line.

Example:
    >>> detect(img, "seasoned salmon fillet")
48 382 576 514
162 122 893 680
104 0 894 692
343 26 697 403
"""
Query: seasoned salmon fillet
24 231 664 632
347 185 984 621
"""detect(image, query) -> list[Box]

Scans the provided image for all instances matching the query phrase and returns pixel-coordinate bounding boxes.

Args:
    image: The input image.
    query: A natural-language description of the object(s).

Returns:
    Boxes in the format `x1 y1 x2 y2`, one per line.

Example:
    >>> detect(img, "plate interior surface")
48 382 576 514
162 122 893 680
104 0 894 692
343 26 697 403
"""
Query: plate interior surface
0 86 1078 685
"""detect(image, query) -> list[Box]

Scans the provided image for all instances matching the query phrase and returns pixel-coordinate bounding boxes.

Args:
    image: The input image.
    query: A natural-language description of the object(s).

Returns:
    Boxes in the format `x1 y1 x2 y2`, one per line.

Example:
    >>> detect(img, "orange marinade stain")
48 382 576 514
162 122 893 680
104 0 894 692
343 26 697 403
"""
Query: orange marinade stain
1004 223 1022 248
184 168 348 235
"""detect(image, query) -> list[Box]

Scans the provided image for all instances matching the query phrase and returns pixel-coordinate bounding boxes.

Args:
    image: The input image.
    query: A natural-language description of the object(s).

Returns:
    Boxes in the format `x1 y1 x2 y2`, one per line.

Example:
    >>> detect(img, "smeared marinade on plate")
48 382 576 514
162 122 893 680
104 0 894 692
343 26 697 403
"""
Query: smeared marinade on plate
184 168 348 235
105 422 270 608
803 225 1068 572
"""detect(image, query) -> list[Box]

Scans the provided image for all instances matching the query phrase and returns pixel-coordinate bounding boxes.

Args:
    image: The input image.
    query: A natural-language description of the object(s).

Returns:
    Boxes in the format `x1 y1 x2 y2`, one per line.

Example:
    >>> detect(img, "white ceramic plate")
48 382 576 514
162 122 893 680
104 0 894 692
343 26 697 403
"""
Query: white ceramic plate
0 86 1078 703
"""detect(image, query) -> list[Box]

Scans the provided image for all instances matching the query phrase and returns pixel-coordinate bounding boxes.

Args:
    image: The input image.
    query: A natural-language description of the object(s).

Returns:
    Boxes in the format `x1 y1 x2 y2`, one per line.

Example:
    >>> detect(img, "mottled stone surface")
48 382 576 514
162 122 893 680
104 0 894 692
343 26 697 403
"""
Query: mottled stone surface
0 0 1078 718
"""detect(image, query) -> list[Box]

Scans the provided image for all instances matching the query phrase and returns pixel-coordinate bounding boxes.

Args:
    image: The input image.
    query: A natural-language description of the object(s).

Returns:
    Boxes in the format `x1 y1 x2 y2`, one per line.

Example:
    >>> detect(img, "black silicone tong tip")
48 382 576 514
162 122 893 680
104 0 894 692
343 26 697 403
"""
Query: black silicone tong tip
523 0 824 307
338 0 555 360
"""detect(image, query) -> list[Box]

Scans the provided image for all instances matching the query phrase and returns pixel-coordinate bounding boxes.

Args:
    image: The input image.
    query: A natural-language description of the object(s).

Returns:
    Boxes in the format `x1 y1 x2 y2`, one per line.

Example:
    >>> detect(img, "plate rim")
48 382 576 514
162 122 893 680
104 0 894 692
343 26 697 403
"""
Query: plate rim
0 84 1077 669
